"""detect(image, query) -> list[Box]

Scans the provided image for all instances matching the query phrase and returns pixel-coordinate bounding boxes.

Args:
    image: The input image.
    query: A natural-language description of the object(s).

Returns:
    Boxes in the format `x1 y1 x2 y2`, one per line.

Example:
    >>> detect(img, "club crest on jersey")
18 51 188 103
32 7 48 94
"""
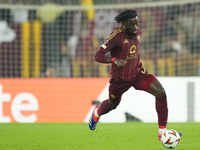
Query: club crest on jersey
130 45 136 54
127 45 137 60
101 39 109 49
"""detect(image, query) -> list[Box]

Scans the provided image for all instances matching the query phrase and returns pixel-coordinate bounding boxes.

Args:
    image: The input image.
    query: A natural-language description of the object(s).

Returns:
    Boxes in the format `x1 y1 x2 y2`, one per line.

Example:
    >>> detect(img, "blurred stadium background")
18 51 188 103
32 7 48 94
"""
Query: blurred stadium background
0 0 199 123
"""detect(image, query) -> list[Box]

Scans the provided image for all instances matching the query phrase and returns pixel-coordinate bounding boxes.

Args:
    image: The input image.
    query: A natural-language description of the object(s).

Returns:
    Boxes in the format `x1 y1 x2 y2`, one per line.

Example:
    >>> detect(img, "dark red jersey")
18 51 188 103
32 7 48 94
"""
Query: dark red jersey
95 26 142 81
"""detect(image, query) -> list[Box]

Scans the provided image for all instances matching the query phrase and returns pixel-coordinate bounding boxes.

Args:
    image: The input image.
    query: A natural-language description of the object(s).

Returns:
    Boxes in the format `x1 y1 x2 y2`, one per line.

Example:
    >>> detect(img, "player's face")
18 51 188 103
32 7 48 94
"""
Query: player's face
122 18 139 37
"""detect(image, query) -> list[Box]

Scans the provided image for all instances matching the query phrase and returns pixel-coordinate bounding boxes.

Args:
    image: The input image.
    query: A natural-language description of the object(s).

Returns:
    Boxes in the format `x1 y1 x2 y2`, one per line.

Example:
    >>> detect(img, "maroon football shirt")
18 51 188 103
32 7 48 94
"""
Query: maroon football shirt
95 26 142 81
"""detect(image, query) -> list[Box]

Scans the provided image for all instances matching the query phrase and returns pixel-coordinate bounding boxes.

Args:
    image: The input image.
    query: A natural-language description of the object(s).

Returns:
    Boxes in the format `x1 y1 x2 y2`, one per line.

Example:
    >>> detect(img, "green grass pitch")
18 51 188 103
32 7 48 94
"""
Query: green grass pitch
0 122 199 150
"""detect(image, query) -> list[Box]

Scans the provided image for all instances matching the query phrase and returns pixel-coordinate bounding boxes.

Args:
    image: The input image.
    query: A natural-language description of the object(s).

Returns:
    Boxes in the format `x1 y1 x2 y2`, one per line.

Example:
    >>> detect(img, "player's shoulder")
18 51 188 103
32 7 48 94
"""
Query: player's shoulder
135 27 141 42
108 26 123 40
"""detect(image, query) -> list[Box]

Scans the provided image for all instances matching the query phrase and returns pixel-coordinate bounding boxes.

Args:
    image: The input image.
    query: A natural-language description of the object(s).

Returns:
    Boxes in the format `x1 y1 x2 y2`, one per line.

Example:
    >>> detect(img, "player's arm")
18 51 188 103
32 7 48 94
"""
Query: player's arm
94 42 112 63
94 35 127 67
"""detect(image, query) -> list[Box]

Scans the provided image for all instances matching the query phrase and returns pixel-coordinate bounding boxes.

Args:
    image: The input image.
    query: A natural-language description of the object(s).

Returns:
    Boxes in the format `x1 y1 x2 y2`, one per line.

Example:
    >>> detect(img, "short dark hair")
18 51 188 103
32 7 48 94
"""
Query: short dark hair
114 9 137 23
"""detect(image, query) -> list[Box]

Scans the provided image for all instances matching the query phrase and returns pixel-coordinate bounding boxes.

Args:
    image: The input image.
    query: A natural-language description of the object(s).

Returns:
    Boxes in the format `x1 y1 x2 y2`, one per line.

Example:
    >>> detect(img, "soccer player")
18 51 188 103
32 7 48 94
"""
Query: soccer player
89 9 182 140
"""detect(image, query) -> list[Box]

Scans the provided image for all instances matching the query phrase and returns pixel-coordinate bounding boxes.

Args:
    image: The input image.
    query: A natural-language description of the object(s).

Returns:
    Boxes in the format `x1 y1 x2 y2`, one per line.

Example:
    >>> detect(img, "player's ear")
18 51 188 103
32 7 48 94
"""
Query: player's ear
121 21 126 30
122 20 128 29
121 21 125 26
122 20 127 25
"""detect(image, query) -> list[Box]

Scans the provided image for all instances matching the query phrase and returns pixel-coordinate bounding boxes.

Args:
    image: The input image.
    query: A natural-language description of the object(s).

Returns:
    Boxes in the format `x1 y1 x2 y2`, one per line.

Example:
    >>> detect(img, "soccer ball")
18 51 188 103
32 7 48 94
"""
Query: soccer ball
161 129 181 149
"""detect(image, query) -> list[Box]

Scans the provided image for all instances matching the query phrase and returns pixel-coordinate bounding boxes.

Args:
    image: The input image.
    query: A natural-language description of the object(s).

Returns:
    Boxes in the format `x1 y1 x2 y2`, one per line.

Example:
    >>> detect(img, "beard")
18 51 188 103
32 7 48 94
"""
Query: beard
132 32 137 37
128 32 137 37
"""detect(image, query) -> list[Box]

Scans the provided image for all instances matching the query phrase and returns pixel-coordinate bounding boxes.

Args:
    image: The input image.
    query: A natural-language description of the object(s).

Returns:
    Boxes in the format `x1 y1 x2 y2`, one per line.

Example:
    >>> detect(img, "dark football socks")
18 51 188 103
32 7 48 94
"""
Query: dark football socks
96 96 168 129
156 95 168 127
97 99 111 116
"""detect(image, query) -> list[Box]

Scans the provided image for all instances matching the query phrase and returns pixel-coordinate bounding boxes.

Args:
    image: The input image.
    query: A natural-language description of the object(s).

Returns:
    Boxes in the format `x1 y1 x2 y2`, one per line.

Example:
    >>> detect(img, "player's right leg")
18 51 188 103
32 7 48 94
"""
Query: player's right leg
89 99 120 131
89 80 129 130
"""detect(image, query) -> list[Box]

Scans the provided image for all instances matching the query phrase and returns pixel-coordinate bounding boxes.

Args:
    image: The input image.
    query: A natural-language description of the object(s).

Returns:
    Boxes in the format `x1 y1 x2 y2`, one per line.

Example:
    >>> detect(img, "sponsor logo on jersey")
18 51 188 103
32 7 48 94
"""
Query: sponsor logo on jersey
127 54 137 60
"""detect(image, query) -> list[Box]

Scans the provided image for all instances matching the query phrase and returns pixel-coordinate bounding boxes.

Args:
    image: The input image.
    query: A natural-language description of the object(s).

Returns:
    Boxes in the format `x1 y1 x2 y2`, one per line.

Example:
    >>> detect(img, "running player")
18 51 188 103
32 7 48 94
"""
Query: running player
89 9 182 140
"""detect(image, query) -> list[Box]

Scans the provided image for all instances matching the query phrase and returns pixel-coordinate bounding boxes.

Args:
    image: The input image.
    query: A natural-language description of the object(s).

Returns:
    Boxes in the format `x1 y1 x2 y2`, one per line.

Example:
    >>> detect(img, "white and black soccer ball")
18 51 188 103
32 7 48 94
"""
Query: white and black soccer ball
161 129 181 149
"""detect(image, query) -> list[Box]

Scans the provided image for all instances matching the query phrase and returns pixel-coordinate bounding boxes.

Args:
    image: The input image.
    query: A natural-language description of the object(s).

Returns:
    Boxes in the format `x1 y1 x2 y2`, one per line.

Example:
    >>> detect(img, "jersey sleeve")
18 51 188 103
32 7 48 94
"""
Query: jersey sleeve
94 30 119 63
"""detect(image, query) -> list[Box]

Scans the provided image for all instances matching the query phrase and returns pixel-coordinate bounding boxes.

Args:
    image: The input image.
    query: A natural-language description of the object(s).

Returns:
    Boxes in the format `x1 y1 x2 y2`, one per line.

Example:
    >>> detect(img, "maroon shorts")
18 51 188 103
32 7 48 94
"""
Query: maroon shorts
109 68 157 103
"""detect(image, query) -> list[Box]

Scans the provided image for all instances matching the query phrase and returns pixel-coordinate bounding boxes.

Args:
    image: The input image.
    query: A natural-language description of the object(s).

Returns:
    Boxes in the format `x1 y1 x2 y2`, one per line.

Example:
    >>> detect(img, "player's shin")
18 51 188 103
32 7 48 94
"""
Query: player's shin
97 99 112 116
156 95 168 135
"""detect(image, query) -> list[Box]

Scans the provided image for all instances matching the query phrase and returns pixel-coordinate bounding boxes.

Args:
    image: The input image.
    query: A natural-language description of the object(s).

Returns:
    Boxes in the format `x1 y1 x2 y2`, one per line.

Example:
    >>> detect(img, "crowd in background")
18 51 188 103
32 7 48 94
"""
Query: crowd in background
0 0 188 5
0 1 200 77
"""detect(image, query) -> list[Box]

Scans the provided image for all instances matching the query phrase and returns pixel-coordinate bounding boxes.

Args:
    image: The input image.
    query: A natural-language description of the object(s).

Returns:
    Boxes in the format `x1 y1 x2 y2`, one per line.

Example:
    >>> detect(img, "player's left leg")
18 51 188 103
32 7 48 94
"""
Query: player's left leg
147 80 183 140
136 74 182 140
134 69 168 141
147 79 168 140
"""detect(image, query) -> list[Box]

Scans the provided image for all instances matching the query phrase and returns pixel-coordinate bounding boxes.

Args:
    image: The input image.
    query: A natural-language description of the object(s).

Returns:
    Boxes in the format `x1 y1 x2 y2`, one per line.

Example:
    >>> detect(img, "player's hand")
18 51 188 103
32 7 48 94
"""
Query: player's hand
114 59 127 68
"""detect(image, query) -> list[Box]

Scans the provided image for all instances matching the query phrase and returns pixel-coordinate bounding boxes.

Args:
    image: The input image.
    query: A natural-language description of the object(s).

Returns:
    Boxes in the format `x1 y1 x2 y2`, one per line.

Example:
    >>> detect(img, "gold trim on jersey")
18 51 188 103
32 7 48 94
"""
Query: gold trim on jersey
108 28 122 40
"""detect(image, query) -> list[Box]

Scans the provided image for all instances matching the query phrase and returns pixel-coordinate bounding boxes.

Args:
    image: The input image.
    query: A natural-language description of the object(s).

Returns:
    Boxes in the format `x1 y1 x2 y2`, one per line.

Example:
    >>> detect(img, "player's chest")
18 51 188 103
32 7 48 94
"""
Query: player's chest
118 36 140 58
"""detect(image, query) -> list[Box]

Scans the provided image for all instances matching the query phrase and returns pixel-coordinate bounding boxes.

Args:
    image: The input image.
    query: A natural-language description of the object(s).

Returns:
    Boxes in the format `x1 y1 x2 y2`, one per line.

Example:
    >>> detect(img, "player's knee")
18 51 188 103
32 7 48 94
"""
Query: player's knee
110 103 118 110
155 87 166 98
108 100 119 110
